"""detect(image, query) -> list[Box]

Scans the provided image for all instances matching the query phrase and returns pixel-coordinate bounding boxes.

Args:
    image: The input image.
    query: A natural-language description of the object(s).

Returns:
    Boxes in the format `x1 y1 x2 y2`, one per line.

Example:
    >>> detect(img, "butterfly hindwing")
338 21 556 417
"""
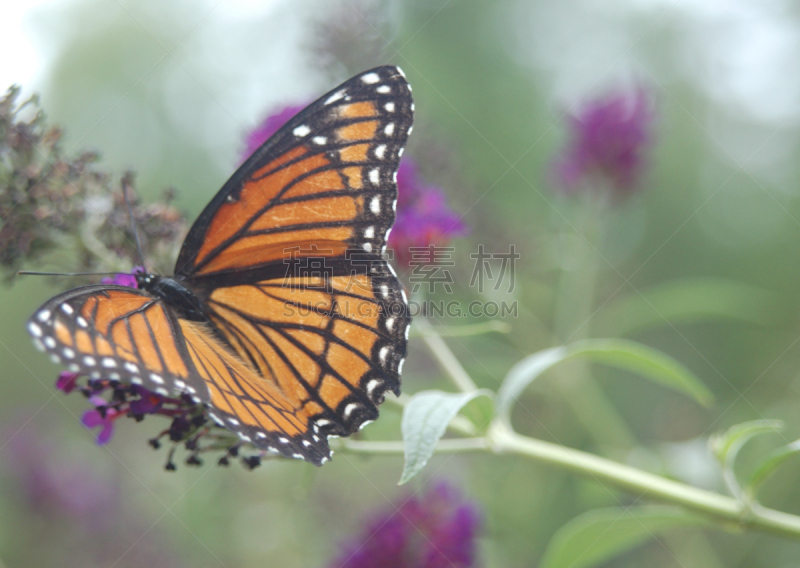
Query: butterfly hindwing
202 256 410 437
28 286 333 464
175 65 413 278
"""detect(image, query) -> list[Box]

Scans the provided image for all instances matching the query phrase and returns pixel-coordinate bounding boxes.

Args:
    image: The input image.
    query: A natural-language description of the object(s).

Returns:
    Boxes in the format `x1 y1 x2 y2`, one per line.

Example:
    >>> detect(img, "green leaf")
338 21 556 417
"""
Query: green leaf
593 278 779 337
709 419 784 466
746 439 800 496
399 389 492 485
540 506 707 568
496 339 713 422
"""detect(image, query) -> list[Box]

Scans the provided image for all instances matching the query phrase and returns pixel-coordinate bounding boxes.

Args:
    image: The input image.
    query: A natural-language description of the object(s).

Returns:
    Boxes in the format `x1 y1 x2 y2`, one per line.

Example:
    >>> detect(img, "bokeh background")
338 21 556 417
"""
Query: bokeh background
2 0 800 566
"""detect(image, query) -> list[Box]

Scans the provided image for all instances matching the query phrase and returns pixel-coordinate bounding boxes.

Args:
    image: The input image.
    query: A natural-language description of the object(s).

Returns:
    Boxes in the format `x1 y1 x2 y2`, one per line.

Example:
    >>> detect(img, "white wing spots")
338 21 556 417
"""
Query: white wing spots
256 432 267 439
209 412 224 426
108 372 120 380
313 136 327 145
131 376 143 385
67 363 79 372
369 168 380 184
320 456 329 464
405 324 411 340
377 85 391 94
174 379 185 389
76 316 88 328
396 66 407 78
83 356 96 366
387 263 398 278
186 386 197 394
155 387 169 396
385 317 395 332
384 123 395 136
374 144 386 159
302 439 311 447
27 322 42 337
63 347 75 359
407 125 414 135
393 171 398 183
398 147 404 157
366 379 381 397
150 373 164 385
102 358 116 368
37 310 51 322
316 419 331 428
343 403 359 418
363 243 373 252
370 196 381 214
411 102 416 112
49 353 60 364
61 304 74 315
359 420 374 431
279 437 290 444
312 434 320 442
124 362 138 373
379 345 390 363
227 417 240 426
325 89 346 105
364 226 375 239
400 287 408 304
293 125 311 137
384 102 395 112
380 284 389 298
392 198 398 212
33 339 45 352
292 453 303 459
361 72 380 84
240 434 252 442
398 358 406 374
384 227 392 242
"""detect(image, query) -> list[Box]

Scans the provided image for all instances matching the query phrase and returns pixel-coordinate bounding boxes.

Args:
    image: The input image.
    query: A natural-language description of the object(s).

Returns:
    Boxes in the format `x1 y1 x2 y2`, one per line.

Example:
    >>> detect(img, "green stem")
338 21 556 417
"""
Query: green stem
334 437 488 455
415 316 478 393
552 191 637 448
487 421 800 539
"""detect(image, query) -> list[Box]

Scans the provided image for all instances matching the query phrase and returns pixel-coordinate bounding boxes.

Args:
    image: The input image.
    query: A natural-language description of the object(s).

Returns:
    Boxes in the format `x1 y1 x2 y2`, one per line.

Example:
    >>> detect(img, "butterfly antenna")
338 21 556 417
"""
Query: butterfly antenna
17 271 126 277
122 172 147 271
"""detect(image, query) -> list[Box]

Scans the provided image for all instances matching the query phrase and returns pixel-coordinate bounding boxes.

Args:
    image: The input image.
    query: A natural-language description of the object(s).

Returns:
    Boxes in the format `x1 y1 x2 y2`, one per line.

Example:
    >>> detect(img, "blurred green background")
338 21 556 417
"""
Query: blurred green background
3 0 800 566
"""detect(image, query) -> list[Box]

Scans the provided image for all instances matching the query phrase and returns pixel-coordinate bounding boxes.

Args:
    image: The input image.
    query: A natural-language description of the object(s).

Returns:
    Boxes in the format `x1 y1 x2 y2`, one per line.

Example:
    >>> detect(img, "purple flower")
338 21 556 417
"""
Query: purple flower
81 396 120 445
329 481 481 568
551 86 655 195
389 160 469 267
244 103 308 159
128 385 164 416
101 266 143 288
55 371 79 393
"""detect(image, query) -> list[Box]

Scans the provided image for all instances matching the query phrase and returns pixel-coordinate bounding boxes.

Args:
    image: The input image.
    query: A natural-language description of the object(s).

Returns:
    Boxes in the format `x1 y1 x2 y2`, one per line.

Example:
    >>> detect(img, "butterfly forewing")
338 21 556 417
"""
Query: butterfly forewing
175 66 413 277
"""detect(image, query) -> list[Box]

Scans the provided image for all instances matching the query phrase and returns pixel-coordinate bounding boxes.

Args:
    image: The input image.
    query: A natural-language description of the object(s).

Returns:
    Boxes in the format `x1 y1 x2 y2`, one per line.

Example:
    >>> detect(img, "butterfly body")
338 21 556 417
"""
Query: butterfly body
27 66 413 465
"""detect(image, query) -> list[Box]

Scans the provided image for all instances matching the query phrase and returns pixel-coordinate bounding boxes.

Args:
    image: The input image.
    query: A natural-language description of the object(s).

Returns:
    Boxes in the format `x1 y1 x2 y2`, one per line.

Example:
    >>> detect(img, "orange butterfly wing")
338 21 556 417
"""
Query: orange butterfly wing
29 286 332 463
28 66 413 464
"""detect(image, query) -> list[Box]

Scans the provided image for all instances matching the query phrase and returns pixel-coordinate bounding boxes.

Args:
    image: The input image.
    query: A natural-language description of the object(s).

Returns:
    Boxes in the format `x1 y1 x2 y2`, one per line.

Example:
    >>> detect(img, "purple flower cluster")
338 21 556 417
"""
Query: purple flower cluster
551 86 655 195
389 160 469 267
329 482 481 568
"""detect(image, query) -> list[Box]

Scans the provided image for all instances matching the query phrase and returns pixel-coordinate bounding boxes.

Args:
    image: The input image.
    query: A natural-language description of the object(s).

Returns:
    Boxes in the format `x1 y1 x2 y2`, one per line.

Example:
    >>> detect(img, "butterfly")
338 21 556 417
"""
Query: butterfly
26 66 413 466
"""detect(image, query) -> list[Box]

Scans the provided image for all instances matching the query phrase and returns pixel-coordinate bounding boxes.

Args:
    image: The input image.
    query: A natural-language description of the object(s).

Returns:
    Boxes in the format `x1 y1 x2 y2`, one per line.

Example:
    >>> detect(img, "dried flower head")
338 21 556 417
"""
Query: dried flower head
551 86 655 196
0 86 188 282
329 481 481 568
